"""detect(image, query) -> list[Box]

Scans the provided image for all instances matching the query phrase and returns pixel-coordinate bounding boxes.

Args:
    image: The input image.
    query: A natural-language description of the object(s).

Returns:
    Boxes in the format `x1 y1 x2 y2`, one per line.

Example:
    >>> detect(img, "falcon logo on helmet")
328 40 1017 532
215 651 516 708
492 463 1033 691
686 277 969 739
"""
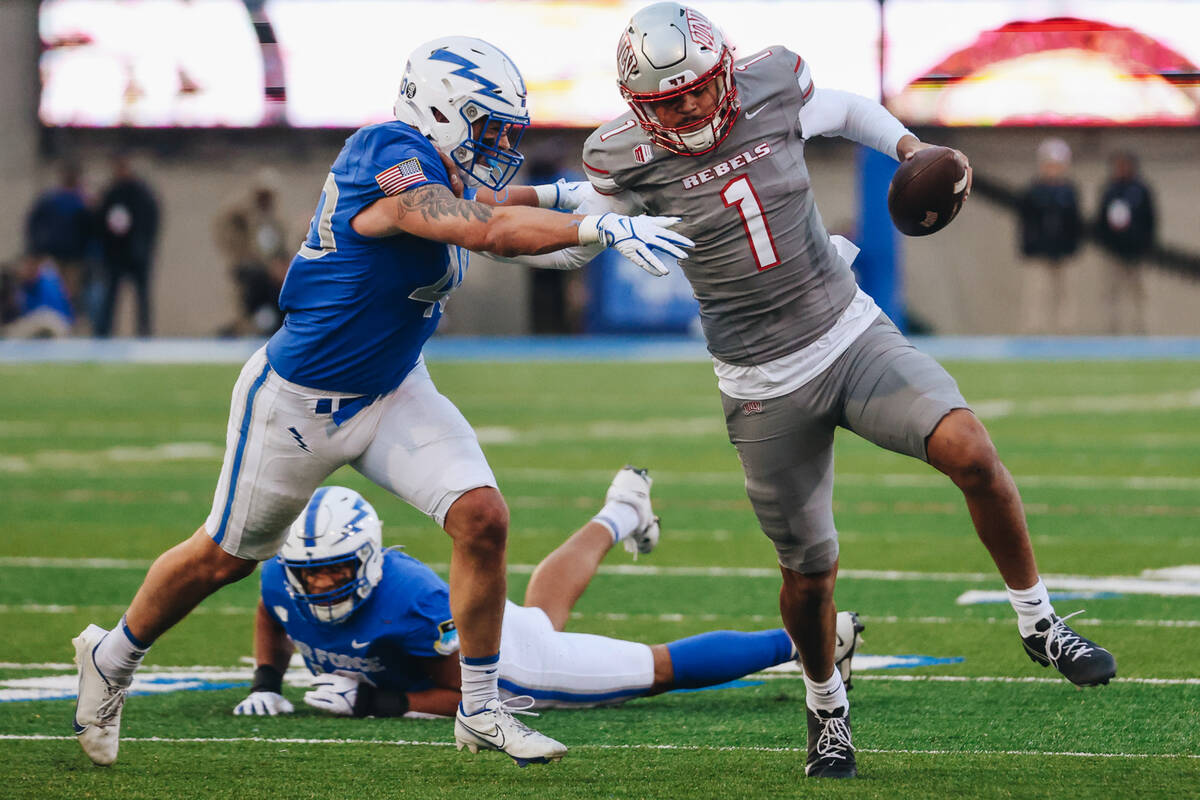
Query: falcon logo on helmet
616 2 740 156
278 487 385 624
393 36 530 190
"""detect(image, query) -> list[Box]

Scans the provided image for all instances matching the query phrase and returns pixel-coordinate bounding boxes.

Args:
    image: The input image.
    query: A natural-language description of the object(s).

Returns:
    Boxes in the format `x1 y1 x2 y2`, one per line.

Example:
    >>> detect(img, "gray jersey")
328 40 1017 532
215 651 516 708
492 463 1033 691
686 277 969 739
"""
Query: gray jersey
583 47 856 366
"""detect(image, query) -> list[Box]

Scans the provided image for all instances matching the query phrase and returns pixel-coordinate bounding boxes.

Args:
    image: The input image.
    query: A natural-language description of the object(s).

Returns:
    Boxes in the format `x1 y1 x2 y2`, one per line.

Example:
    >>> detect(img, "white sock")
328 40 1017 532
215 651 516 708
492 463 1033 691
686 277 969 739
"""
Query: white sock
592 501 641 544
459 654 500 715
803 669 847 714
92 616 149 686
1007 578 1055 637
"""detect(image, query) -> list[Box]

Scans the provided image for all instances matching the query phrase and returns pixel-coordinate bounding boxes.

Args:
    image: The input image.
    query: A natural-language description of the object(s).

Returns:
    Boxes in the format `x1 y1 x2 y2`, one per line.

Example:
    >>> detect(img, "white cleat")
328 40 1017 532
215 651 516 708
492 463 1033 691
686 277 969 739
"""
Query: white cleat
606 466 660 557
72 624 129 766
834 611 865 689
791 611 865 689
454 697 567 768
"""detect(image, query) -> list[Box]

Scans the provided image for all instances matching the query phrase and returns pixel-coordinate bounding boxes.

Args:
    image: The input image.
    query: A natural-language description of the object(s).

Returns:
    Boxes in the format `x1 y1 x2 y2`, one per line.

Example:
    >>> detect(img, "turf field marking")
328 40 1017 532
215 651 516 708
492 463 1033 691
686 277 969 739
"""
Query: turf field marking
2 734 1196 759
849 674 1200 686
856 615 1200 629
973 388 1200 418
501 466 1200 492
0 442 224 473
3 661 1196 688
476 389 1200 444
4 557 1198 596
0 603 249 615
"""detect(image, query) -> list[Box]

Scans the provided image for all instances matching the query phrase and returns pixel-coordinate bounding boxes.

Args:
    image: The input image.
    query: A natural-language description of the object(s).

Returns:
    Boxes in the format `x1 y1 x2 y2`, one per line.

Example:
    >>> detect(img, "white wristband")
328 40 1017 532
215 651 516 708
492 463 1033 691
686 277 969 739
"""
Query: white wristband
533 183 560 209
577 214 603 246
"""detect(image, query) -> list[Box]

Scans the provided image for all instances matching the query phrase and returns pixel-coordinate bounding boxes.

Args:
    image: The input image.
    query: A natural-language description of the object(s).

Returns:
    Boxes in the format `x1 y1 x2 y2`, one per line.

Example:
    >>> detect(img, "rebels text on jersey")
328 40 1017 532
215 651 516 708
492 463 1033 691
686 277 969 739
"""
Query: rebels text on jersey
266 122 468 396
261 549 459 693
583 47 858 367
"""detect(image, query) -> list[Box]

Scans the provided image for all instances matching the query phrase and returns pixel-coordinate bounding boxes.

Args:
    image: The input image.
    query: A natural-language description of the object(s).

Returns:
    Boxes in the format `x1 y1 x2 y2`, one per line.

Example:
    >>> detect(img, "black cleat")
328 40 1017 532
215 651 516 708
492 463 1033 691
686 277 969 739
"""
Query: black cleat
1022 610 1117 687
805 705 857 778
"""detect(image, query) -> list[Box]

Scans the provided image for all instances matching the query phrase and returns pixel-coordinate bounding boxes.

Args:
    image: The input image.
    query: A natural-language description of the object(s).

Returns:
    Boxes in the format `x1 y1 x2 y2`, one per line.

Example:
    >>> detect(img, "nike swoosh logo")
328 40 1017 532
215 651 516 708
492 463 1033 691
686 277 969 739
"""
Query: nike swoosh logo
1021 599 1043 606
73 716 87 734
745 103 769 119
350 639 370 649
459 719 505 749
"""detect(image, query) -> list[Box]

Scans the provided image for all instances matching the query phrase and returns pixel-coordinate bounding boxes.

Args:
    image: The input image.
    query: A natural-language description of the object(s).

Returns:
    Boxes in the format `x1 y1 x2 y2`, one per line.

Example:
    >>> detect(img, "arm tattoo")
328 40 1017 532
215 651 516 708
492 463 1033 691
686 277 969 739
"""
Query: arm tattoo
396 184 494 224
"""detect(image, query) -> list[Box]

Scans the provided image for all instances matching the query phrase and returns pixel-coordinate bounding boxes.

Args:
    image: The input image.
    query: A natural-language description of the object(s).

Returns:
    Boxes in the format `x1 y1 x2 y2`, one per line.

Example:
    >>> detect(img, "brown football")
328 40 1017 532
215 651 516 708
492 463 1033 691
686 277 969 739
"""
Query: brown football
887 146 968 236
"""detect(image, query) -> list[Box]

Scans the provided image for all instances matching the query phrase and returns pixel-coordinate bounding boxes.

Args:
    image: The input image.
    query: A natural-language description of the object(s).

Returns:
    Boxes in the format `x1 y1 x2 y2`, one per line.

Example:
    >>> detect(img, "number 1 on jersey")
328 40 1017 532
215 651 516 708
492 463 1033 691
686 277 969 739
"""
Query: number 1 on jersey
721 175 779 271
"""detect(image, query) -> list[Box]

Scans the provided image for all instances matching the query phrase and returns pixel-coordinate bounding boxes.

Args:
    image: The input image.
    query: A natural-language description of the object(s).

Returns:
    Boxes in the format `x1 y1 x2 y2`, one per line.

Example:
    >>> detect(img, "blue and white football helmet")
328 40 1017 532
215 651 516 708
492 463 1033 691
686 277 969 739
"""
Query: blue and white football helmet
279 487 384 624
394 36 530 190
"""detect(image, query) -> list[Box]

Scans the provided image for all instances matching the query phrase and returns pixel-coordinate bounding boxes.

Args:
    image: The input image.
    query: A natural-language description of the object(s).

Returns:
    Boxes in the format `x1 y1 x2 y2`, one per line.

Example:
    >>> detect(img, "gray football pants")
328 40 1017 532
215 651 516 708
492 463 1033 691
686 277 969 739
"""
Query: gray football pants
721 314 969 574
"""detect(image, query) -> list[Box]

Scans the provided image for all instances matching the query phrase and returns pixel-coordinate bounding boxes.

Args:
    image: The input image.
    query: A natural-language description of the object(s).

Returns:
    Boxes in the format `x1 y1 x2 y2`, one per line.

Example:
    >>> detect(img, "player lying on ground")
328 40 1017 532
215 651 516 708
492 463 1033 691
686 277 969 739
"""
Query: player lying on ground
232 469 863 730
71 35 693 769
519 2 1116 779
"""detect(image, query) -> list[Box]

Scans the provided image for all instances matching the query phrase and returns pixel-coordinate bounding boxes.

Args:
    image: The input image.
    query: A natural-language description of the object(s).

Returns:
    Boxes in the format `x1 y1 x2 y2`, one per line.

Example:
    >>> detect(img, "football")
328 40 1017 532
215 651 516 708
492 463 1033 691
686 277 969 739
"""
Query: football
887 146 968 236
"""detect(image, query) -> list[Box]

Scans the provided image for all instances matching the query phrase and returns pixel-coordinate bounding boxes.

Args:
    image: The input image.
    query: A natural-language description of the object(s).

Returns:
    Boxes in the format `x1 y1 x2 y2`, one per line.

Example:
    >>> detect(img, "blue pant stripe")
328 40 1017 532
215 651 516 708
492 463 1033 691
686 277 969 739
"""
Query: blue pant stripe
498 677 647 705
213 362 271 545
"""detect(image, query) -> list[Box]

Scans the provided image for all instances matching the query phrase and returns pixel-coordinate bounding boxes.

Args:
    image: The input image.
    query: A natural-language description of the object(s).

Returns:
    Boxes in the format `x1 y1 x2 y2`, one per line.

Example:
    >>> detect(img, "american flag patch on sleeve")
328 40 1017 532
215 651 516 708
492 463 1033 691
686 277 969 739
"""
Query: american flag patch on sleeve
375 157 427 195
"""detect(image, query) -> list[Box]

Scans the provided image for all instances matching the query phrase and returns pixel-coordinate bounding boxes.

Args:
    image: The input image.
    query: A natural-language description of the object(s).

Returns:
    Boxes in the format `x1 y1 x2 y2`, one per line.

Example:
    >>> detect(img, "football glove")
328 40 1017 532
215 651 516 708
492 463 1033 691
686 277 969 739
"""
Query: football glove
233 691 294 716
578 212 693 277
533 179 597 211
303 672 367 716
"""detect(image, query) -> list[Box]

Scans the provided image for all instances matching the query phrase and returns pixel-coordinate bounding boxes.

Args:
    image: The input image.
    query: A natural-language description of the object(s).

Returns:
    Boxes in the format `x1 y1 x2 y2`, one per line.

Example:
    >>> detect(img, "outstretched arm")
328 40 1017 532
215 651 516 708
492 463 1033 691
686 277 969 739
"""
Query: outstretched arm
253 599 295 675
351 184 585 256
232 601 296 715
308 654 462 718
799 89 972 196
798 88 913 159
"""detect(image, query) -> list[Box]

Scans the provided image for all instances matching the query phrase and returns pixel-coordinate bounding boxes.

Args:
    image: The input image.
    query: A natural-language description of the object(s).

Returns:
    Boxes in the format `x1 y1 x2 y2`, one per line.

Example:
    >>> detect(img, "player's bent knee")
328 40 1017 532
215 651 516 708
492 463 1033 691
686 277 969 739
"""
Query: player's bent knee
188 529 259 585
928 411 1001 488
444 487 509 549
773 534 838 578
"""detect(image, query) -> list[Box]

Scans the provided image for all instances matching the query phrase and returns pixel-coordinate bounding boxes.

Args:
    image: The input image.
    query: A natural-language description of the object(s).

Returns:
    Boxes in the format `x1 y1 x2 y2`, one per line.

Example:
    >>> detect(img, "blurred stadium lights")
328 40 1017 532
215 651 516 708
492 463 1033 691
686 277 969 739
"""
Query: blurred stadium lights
38 0 1200 130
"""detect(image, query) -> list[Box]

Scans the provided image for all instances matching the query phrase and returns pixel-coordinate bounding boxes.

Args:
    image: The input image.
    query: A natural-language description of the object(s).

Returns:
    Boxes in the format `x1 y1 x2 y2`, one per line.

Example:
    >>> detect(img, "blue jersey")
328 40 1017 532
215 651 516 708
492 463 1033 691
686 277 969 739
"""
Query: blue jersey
266 121 468 395
261 549 458 693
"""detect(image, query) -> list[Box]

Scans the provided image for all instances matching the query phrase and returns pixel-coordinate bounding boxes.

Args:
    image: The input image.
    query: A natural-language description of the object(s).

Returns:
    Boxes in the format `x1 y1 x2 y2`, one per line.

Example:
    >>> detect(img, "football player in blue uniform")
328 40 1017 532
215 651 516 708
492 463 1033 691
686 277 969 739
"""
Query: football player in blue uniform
232 472 864 739
71 35 693 768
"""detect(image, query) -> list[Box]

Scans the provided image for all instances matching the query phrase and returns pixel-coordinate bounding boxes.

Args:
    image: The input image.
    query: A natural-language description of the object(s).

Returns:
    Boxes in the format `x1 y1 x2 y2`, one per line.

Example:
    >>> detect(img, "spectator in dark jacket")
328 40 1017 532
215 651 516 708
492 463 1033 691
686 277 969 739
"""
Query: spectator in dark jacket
1017 139 1082 334
1095 151 1155 334
95 153 160 337
24 162 93 329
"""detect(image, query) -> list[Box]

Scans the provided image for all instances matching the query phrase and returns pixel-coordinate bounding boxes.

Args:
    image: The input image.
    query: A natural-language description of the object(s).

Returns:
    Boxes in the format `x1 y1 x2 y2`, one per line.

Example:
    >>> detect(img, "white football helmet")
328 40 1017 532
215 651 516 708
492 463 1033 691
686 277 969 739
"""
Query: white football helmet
394 36 530 190
278 487 384 624
617 2 739 155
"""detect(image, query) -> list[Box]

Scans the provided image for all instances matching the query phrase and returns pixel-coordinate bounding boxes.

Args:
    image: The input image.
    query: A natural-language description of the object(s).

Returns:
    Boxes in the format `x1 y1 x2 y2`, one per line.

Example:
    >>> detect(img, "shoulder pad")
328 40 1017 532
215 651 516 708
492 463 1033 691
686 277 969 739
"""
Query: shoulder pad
734 46 813 106
583 114 650 195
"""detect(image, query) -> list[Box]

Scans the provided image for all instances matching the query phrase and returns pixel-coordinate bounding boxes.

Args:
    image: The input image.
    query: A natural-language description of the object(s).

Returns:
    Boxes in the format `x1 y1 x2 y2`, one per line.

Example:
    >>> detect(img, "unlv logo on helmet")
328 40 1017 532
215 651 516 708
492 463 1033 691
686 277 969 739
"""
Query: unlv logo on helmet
685 9 716 50
617 33 638 83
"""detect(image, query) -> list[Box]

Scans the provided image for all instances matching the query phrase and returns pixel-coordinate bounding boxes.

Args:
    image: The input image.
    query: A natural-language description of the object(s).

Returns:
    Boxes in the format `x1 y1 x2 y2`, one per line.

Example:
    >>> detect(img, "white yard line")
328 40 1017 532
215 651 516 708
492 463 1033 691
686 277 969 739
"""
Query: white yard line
0 733 1195 759
0 442 224 473
849 675 1200 687
500 466 1200 492
2 558 1197 597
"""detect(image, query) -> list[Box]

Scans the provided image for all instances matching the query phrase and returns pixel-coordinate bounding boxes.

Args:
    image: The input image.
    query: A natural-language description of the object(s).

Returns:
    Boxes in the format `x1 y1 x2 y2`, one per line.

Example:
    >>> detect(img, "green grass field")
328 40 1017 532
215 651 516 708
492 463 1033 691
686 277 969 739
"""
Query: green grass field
2 357 1198 799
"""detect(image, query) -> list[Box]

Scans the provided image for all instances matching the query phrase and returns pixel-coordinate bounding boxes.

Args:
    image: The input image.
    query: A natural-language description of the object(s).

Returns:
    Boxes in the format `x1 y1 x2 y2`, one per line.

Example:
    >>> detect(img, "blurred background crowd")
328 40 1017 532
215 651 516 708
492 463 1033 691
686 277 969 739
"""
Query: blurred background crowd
3 0 1200 340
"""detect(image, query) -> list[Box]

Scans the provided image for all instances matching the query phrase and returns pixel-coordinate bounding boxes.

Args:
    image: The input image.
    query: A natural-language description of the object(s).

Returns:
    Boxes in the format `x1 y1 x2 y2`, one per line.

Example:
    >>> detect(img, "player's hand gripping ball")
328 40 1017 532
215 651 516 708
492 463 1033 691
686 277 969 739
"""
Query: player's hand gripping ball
887 146 969 236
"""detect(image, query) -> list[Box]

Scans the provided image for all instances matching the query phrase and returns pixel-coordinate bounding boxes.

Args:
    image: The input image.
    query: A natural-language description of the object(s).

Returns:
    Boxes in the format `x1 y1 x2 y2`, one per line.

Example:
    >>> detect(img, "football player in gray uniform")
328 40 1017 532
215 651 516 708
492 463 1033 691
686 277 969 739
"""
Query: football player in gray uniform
573 1 1117 779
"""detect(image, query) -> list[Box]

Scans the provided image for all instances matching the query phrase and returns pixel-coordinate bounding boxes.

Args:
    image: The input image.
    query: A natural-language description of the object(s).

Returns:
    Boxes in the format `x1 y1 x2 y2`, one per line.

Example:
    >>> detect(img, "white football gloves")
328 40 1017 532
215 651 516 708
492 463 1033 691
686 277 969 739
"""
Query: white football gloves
233 691 294 716
302 672 366 716
532 179 597 211
578 212 694 277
